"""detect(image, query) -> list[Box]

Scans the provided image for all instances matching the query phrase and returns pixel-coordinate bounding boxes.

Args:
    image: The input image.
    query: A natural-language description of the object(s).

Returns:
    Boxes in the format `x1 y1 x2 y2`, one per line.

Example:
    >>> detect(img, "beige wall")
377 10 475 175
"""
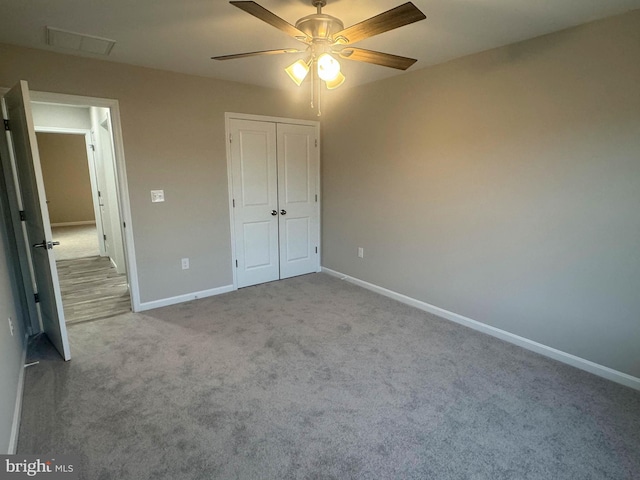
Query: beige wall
321 11 640 377
37 132 95 224
0 43 314 303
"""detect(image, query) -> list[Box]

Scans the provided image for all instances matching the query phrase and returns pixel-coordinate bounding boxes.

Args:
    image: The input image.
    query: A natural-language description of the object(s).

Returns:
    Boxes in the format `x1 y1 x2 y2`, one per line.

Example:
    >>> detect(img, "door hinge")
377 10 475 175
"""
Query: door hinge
229 133 232 143
123 221 126 228
235 259 238 268
103 234 107 241
315 246 318 254
315 139 318 148
19 210 25 221
315 194 318 203
3 119 10 131
233 199 235 208
98 190 102 197
89 144 96 151
33 293 40 303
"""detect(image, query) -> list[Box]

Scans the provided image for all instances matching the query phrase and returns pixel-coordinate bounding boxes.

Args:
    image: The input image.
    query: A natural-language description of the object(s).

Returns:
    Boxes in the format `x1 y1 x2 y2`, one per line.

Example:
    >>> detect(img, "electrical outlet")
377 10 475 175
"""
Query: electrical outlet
151 190 165 203
7 317 14 336
358 247 364 258
181 258 190 270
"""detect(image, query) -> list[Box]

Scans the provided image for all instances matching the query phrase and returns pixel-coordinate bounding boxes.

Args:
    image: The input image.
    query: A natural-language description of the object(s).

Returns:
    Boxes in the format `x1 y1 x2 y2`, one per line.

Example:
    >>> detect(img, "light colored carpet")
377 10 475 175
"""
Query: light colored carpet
52 225 100 260
56 256 130 324
18 274 640 479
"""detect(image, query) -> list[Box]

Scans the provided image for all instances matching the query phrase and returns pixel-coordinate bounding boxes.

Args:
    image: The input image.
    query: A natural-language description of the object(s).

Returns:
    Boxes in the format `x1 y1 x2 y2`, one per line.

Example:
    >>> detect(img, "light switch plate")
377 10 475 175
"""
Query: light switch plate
151 190 165 203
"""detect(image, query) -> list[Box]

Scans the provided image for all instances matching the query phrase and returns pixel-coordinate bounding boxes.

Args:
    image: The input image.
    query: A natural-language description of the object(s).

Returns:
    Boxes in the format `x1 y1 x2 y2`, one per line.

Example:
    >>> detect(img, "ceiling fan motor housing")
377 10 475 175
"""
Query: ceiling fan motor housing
295 14 344 42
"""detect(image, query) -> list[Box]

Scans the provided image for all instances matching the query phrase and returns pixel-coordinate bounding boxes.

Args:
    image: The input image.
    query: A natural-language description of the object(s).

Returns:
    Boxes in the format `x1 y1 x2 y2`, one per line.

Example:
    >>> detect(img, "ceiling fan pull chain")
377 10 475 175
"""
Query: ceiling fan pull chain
310 62 315 109
317 75 322 117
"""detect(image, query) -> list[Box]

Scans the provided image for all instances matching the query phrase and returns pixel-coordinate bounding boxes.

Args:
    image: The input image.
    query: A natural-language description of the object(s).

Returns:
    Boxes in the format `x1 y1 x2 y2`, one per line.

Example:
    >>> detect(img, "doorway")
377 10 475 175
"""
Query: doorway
1 82 140 360
34 120 131 324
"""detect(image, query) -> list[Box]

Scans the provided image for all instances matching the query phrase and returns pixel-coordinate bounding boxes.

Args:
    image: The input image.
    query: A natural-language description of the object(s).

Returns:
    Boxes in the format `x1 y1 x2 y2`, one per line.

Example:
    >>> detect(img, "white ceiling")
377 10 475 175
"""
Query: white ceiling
1 0 639 91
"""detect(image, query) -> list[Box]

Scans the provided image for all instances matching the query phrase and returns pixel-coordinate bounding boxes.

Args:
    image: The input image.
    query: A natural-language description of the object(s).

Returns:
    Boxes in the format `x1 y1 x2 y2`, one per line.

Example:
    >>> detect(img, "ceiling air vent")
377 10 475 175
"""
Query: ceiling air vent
45 26 115 55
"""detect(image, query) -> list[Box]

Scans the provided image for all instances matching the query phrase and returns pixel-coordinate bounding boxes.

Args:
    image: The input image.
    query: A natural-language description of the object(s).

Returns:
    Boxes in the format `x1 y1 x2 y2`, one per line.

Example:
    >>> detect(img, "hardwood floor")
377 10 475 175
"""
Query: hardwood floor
56 256 130 324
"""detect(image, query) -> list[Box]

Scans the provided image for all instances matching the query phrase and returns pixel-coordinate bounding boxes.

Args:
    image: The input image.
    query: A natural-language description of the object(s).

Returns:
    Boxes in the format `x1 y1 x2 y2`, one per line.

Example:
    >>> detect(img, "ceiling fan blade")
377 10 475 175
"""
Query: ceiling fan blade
212 48 304 60
230 1 311 43
332 2 426 45
337 47 417 70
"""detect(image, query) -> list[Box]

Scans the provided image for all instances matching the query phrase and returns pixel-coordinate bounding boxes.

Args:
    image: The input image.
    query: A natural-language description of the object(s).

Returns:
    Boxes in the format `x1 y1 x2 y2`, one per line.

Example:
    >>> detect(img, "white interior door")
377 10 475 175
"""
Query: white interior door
98 115 126 274
277 123 319 279
230 119 279 288
86 134 107 256
3 80 71 361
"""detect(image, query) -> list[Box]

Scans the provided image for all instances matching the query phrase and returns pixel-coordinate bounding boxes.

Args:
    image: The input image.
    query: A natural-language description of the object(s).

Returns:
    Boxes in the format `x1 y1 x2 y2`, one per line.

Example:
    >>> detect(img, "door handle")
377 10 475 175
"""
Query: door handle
280 209 287 215
32 240 60 250
271 210 278 216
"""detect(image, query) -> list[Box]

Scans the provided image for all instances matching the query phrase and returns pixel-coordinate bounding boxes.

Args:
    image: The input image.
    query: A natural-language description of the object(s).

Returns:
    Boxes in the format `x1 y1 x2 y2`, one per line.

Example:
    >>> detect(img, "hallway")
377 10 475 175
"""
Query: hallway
52 225 130 324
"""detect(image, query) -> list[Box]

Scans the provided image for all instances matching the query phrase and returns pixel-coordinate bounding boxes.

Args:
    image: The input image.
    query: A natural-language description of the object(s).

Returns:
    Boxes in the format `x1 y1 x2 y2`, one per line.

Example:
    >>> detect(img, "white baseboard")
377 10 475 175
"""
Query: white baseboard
322 267 640 391
137 284 235 312
51 221 96 227
8 334 28 454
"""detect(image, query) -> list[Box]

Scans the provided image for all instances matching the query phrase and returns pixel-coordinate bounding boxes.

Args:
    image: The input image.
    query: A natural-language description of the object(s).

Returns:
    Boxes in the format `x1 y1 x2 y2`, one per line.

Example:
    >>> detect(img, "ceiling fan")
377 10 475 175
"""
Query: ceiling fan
213 1 426 97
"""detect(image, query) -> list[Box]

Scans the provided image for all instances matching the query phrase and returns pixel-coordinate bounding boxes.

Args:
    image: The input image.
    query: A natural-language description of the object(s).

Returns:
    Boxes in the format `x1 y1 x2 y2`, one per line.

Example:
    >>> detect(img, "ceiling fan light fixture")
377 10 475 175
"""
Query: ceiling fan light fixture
215 0 426 114
325 71 345 90
317 53 340 81
285 58 311 86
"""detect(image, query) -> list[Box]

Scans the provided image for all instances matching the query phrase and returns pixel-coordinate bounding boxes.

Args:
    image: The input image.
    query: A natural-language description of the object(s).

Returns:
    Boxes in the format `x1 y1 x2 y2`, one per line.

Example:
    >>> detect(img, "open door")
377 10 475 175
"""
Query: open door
3 80 71 360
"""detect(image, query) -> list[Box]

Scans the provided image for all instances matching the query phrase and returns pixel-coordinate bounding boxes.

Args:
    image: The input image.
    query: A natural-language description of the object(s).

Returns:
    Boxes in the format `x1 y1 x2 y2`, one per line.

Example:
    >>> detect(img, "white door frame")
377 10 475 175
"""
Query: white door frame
33 126 107 256
224 112 321 290
27 90 141 312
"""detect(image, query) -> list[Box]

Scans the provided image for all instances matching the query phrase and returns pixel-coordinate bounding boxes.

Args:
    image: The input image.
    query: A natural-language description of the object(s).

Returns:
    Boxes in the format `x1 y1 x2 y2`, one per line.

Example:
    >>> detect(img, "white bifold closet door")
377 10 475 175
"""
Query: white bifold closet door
230 118 319 288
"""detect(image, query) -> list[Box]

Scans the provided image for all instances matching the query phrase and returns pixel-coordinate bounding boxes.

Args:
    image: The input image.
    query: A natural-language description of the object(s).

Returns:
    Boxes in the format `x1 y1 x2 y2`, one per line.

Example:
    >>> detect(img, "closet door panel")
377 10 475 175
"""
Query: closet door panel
230 119 279 287
277 123 319 279
283 217 310 262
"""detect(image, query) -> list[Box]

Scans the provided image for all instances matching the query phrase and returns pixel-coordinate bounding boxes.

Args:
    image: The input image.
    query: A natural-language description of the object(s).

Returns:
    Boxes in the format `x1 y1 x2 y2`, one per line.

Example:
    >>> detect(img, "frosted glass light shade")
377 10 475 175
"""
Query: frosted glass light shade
317 53 340 81
325 71 345 89
285 59 310 86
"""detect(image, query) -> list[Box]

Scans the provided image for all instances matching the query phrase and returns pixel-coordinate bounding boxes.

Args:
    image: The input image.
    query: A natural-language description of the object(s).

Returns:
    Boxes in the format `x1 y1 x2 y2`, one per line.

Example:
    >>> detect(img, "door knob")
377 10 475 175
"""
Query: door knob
271 210 278 216
280 209 287 215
